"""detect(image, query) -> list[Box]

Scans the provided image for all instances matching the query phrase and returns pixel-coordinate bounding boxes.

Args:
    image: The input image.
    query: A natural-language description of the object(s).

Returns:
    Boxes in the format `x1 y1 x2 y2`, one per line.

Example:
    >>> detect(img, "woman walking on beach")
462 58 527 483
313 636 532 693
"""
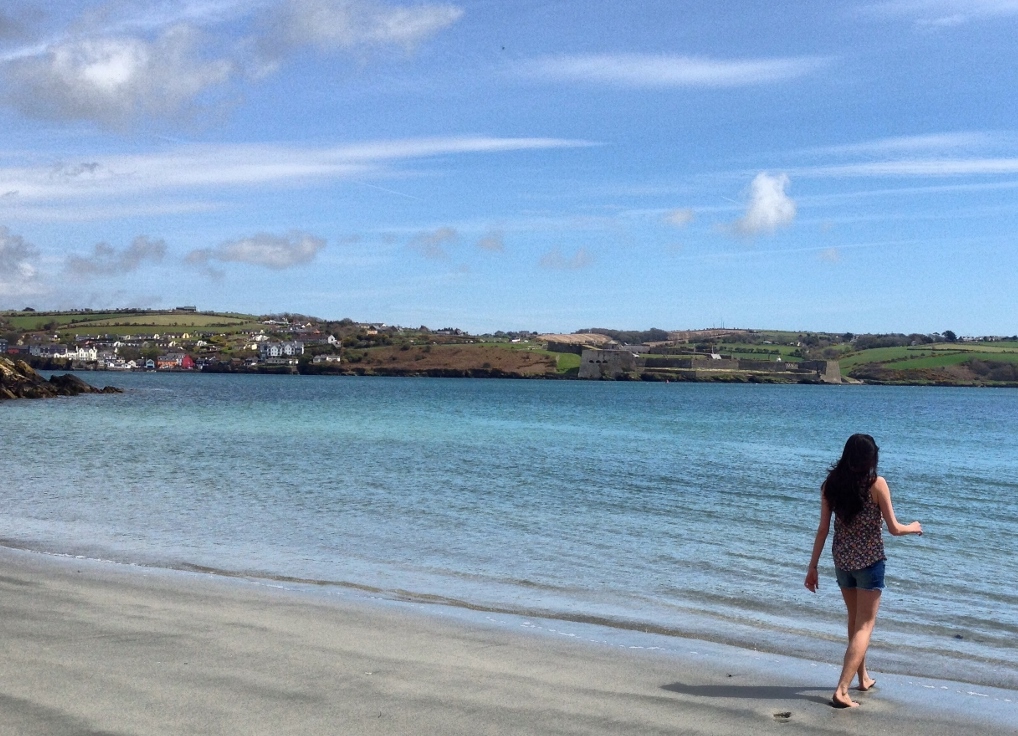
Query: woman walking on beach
804 434 922 709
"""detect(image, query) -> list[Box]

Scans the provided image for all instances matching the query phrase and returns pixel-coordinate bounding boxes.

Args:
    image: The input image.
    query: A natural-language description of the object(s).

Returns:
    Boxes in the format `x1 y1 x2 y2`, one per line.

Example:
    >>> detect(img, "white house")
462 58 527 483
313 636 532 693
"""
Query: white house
28 344 98 361
259 341 304 360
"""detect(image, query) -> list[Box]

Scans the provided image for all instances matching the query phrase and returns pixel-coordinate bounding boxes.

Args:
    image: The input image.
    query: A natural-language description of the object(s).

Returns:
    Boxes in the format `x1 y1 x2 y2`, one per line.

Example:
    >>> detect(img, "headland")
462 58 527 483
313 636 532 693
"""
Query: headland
0 356 121 400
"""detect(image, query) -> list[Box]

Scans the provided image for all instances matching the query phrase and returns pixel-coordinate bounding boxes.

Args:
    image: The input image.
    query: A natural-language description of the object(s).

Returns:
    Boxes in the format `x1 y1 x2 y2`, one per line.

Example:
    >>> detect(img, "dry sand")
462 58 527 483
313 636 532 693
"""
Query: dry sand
1 547 1014 736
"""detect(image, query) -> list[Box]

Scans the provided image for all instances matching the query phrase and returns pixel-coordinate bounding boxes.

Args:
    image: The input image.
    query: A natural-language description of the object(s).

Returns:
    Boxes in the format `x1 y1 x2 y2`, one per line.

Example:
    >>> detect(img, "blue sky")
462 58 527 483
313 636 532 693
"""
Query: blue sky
1 0 1017 335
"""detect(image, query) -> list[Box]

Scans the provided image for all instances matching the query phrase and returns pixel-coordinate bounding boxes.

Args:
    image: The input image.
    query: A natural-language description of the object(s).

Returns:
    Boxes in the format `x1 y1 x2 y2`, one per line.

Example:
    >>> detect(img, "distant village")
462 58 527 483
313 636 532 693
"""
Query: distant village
3 315 332 373
0 306 531 375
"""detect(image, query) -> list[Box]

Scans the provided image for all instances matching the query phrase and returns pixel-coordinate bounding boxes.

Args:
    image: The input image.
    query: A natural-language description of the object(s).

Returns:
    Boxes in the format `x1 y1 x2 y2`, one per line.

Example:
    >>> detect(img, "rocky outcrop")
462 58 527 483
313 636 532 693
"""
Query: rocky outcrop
0 357 122 400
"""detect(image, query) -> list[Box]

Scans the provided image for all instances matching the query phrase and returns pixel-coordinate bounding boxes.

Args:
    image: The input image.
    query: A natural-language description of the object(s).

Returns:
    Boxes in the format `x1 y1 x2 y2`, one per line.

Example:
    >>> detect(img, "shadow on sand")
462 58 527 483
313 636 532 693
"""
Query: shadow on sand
662 681 833 705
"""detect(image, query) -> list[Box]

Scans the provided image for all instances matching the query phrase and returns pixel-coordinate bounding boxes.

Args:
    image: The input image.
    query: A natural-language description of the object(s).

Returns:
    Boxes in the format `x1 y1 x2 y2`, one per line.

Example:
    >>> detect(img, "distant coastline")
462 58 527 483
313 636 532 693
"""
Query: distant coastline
3 308 1017 388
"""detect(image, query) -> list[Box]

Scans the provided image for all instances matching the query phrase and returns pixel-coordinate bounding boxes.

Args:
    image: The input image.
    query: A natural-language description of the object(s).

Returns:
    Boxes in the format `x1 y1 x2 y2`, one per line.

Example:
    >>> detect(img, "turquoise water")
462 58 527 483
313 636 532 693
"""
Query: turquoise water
2 374 1016 688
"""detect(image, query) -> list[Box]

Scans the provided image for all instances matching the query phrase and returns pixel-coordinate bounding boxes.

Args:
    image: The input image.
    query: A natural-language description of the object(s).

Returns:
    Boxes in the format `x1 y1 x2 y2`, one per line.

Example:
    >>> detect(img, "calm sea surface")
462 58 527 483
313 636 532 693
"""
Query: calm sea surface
2 374 1016 688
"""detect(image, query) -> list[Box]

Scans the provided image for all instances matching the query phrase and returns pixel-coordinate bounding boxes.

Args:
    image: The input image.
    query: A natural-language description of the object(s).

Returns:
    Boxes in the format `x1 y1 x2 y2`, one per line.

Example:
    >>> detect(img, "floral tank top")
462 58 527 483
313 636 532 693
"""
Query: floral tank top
832 488 886 571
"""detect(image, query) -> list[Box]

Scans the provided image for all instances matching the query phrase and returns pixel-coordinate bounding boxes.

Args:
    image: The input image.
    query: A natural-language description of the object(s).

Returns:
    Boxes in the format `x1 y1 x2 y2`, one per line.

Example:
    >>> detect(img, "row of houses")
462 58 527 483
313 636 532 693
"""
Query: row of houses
4 328 341 370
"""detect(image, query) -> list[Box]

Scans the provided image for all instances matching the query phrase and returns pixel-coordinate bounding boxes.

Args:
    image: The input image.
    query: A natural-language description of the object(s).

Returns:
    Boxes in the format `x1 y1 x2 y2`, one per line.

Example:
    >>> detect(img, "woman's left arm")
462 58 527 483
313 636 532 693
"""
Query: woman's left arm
872 477 923 536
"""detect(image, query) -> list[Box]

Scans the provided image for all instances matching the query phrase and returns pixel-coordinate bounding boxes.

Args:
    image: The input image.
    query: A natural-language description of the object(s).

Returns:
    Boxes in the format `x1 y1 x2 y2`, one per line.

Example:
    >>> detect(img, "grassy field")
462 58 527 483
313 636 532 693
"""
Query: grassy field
75 314 253 328
3 310 262 334
927 341 1018 353
839 342 1018 371
5 312 123 330
555 352 581 373
838 346 920 369
882 351 1018 370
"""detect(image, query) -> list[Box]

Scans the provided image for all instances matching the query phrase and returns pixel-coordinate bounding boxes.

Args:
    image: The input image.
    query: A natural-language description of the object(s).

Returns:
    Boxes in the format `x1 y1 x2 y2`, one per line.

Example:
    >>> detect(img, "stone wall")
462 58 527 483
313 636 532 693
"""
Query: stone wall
644 356 740 370
578 349 642 379
547 340 587 355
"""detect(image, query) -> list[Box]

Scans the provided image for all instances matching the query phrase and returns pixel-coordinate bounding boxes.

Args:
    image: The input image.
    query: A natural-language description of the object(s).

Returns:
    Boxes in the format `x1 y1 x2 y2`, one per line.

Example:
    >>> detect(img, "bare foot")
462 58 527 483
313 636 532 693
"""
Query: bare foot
856 677 876 691
831 692 860 708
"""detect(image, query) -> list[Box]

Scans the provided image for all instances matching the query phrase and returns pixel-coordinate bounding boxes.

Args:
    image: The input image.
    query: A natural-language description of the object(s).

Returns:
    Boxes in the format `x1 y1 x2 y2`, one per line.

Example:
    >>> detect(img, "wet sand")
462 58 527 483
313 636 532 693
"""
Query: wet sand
1 547 1014 736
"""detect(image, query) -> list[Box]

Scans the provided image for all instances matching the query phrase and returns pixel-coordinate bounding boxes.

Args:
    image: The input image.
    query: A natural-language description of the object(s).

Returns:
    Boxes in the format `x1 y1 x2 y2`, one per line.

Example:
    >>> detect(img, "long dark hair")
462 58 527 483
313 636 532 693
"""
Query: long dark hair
823 434 879 524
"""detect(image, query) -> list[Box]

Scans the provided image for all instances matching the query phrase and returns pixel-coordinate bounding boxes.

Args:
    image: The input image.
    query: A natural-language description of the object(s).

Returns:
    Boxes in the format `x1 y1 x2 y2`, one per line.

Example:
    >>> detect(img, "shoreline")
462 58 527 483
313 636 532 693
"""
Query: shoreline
2 546 1014 735
3 536 1016 693
30 364 1018 388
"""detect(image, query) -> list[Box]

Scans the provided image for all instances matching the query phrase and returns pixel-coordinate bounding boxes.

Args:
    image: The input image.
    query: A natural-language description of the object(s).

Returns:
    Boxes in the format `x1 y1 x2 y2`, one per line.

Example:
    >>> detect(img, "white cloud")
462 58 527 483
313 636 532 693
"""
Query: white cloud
64 236 167 278
0 0 464 128
1 24 234 128
734 172 796 236
523 53 826 88
266 0 464 56
186 231 326 271
408 226 458 259
664 208 694 227
0 225 44 298
539 247 592 270
819 247 841 263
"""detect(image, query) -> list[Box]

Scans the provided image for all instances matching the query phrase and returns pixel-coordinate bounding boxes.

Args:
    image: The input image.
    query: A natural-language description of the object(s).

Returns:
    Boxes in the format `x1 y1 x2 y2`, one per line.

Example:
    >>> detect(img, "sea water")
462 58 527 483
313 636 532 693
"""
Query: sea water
2 374 1016 689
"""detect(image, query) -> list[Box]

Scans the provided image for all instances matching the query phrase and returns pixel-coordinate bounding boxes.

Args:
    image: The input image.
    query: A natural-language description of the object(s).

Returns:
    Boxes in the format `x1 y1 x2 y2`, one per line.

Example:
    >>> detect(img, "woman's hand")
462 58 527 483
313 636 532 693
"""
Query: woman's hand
908 521 923 536
804 566 819 593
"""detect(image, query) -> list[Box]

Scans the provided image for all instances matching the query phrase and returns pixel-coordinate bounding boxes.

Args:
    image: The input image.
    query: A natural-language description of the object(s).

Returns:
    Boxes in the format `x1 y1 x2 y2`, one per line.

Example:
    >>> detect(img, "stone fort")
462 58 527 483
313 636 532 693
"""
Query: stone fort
578 348 841 383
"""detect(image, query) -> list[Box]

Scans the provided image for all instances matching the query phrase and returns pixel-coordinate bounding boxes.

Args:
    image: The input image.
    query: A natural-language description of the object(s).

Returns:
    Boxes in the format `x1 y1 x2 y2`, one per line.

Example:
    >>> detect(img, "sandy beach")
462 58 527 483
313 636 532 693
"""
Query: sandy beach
1 547 1014 736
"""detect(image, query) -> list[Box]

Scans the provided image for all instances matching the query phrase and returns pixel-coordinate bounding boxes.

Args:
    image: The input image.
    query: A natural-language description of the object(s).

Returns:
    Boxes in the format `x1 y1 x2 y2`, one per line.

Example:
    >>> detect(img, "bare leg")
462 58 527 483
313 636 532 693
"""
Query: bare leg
833 589 882 707
840 588 876 691
856 664 876 692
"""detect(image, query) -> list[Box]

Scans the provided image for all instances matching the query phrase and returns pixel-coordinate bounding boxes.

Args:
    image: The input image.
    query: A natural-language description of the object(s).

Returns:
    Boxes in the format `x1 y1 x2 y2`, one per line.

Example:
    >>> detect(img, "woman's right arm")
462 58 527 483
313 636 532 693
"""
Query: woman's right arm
804 490 832 593
871 476 923 536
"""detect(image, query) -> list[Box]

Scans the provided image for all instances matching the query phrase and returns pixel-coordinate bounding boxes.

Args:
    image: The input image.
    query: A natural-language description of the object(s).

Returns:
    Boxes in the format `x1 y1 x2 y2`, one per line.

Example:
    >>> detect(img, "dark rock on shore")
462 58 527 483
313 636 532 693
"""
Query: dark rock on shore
0 357 122 400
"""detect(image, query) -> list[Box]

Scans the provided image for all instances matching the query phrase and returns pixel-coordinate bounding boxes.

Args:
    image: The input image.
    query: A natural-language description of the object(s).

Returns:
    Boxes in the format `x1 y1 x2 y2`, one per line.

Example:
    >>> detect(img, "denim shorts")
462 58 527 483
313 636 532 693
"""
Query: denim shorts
835 559 886 590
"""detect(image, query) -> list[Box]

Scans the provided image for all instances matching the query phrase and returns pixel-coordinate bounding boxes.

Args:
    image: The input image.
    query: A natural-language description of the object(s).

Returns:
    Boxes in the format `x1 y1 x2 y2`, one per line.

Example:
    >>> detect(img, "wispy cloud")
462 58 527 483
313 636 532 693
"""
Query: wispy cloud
819 247 841 263
733 173 796 236
866 0 1018 26
809 131 1004 156
0 136 591 208
664 208 694 227
522 53 827 88
64 235 167 278
186 231 326 272
408 226 458 259
539 247 593 270
476 228 504 252
791 131 1018 179
260 0 464 63
0 198 223 223
801 158 1018 177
